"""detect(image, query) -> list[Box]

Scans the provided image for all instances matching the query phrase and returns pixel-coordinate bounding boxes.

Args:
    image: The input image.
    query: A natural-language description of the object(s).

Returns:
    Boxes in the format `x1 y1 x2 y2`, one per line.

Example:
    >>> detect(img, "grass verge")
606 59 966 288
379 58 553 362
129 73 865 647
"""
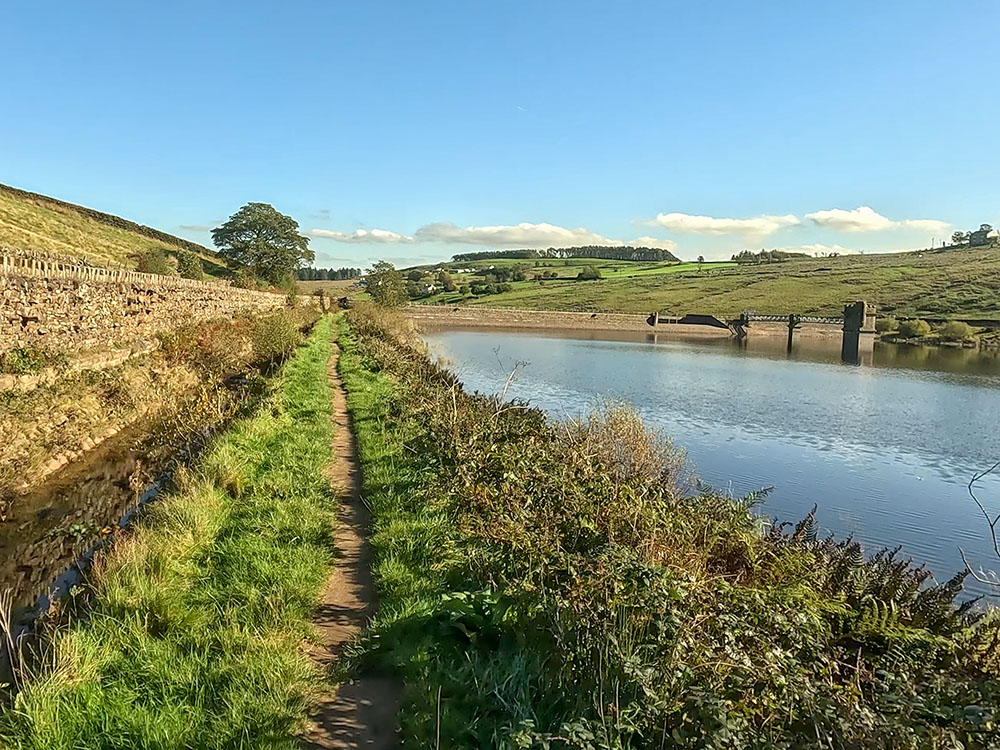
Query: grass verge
338 304 1000 749
0 316 336 749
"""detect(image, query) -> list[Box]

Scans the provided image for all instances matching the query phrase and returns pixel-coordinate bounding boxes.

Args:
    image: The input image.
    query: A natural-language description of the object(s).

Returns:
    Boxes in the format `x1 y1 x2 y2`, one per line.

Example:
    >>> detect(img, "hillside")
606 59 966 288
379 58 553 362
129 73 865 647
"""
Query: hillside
0 183 225 274
415 246 1000 321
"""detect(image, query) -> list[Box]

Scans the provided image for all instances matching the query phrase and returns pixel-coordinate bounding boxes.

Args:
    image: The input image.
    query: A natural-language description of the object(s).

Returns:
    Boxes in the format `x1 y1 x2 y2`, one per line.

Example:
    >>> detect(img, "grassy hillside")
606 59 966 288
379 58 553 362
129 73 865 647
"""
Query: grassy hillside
0 183 225 274
415 247 1000 321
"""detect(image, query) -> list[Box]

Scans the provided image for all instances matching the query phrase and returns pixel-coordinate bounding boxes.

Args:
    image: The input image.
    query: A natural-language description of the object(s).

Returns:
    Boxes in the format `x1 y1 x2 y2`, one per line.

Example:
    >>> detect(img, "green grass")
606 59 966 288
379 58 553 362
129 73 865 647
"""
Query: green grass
0 186 225 274
0 317 336 749
414 247 1000 321
336 305 1000 748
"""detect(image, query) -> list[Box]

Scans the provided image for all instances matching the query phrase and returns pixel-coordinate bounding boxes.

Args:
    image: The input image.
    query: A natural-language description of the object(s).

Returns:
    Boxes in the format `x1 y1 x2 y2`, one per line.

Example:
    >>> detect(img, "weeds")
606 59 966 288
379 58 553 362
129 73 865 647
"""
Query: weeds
340 304 1000 749
0 316 337 749
0 346 68 376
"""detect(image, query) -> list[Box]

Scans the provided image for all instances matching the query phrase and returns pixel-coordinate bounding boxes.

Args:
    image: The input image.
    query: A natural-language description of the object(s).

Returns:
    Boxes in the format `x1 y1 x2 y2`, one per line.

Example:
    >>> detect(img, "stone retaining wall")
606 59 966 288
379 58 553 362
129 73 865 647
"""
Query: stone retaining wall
0 251 285 355
406 305 847 340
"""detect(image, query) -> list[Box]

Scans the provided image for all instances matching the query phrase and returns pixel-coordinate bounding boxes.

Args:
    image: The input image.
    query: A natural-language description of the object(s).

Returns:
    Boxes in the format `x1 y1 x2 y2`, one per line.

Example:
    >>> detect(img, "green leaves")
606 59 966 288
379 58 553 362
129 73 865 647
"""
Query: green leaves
341 306 1000 749
211 202 313 286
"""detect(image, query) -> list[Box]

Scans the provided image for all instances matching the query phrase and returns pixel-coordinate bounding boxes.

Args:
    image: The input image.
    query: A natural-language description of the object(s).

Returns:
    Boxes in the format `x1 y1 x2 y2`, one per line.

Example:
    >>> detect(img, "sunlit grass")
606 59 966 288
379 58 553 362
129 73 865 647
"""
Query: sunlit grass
0 317 336 749
0 189 224 273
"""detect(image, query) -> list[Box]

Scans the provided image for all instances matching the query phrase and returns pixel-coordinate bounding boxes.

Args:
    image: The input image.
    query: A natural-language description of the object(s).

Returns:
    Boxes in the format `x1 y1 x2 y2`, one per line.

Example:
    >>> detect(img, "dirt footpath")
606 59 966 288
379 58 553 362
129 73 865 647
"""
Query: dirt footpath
300 341 401 749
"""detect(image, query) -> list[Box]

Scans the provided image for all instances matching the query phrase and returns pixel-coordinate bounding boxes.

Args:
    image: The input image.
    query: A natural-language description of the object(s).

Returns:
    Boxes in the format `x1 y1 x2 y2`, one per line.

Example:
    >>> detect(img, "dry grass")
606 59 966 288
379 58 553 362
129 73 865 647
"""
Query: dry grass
0 188 224 273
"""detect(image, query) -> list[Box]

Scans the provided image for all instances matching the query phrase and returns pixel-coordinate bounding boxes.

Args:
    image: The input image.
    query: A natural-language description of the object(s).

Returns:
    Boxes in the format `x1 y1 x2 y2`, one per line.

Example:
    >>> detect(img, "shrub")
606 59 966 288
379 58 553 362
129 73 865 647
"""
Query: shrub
576 265 601 281
898 318 932 337
135 249 173 275
0 345 68 374
251 310 303 363
231 269 259 289
938 320 976 341
176 249 204 280
875 316 898 333
558 400 687 488
338 305 1000 748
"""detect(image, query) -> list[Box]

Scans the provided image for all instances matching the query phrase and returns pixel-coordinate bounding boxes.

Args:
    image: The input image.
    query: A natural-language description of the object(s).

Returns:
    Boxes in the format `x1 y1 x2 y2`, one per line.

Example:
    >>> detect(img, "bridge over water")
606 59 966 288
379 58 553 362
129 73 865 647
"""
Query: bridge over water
647 301 877 364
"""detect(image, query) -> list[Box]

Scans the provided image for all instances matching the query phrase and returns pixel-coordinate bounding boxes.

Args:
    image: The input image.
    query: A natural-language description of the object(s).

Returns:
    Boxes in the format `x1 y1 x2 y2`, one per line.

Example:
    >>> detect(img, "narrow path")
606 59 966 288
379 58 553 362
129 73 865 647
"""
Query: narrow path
301 341 401 749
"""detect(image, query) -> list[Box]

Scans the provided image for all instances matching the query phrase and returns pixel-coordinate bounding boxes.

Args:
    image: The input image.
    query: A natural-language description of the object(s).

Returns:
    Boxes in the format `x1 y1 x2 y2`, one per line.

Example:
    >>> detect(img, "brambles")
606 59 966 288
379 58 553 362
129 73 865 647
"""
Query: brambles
340 305 1000 748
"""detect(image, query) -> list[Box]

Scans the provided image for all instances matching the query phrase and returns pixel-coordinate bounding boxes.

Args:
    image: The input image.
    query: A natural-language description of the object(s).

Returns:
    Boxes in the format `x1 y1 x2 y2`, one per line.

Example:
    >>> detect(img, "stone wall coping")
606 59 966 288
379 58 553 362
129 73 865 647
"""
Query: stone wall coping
0 249 283 297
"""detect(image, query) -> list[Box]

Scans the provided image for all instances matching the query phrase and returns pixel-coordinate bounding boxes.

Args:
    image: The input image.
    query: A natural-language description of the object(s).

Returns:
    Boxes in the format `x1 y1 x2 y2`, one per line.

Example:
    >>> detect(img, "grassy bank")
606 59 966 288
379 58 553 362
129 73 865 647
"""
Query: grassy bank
339 304 1000 748
1 317 336 749
0 184 224 273
412 247 1000 321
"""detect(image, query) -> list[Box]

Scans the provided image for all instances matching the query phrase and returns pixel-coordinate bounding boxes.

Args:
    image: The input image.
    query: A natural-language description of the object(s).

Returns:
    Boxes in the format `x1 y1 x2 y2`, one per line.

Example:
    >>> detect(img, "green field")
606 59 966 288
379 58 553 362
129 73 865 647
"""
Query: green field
0 184 225 274
411 247 1000 321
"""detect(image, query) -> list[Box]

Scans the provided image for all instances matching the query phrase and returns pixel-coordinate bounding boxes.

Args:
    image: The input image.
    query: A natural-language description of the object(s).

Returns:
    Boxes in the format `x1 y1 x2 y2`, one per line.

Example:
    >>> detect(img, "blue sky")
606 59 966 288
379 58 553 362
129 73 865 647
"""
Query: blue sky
3 1 998 265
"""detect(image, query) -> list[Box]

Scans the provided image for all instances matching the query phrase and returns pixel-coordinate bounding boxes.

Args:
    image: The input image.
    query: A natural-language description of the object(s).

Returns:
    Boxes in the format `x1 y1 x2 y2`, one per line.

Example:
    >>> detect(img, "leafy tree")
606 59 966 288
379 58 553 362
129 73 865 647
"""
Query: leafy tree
697 255 705 264
136 249 172 275
938 320 976 341
980 224 993 233
898 319 932 337
176 249 204 280
874 317 898 334
952 231 967 245
366 260 407 306
576 266 602 281
437 269 457 292
212 203 313 285
407 269 424 282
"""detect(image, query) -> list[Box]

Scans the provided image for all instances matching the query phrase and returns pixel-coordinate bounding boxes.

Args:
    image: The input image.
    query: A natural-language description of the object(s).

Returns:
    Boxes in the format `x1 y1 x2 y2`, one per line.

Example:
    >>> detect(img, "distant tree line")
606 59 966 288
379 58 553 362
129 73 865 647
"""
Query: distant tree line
951 224 994 247
296 266 363 281
451 245 678 262
731 249 811 263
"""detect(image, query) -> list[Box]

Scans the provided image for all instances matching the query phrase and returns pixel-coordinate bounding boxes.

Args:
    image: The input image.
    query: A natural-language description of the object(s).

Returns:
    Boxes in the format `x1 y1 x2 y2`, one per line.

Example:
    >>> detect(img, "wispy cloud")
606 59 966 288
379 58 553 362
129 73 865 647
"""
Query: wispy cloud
805 206 949 233
649 212 800 239
413 221 620 247
307 228 414 243
776 243 859 256
627 236 677 251
180 224 214 232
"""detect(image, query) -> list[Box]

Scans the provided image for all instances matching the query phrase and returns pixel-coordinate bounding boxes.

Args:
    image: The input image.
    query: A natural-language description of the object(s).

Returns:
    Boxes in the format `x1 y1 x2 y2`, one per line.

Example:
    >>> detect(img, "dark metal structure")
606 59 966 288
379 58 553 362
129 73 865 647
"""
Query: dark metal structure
646 301 877 364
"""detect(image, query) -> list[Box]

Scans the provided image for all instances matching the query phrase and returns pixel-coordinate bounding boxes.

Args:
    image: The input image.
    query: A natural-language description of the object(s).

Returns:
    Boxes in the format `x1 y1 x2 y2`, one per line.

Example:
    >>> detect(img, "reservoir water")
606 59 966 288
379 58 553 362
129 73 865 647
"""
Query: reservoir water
423 327 1000 600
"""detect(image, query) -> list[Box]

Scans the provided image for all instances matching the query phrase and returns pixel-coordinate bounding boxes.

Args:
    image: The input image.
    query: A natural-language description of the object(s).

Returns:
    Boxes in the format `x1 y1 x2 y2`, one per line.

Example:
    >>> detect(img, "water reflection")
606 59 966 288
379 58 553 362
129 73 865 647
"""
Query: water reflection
423 326 1000 599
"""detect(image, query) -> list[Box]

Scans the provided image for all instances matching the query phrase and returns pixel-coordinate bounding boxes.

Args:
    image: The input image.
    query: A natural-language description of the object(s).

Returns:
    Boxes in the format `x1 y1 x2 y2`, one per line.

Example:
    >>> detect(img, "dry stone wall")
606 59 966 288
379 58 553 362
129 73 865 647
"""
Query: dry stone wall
0 252 285 355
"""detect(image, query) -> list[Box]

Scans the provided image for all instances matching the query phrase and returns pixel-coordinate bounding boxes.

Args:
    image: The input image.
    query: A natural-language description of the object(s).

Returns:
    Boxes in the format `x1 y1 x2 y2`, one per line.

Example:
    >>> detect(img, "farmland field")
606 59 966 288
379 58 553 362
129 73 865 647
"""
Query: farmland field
409 247 1000 320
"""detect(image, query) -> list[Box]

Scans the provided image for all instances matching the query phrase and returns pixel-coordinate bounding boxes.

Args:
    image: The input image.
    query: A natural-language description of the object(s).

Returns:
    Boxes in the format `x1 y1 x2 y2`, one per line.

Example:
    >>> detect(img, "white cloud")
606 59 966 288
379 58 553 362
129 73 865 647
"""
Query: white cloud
650 212 800 238
413 221 620 247
777 243 859 256
180 224 214 232
307 228 414 243
805 206 948 234
626 236 677 251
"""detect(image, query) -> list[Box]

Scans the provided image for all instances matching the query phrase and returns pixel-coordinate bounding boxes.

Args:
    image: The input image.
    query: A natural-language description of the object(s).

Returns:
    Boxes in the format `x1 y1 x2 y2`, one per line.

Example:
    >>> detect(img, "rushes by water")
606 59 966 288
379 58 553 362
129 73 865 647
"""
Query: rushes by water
1 317 336 749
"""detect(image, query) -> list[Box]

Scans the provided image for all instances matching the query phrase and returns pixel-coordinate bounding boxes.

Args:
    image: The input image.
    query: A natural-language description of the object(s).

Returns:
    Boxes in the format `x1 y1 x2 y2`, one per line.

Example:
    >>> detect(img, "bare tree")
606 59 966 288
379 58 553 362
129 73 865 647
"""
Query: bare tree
960 459 1000 593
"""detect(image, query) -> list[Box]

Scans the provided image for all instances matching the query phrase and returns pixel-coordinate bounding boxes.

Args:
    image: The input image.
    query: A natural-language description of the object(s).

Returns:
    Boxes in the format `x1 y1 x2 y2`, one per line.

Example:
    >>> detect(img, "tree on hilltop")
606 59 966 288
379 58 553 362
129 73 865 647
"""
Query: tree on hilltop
212 203 313 286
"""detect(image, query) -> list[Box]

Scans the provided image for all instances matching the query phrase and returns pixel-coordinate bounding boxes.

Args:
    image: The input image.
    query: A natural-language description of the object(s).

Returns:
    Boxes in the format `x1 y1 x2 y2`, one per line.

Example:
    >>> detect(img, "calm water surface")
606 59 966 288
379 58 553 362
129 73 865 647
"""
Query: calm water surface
423 327 1000 599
